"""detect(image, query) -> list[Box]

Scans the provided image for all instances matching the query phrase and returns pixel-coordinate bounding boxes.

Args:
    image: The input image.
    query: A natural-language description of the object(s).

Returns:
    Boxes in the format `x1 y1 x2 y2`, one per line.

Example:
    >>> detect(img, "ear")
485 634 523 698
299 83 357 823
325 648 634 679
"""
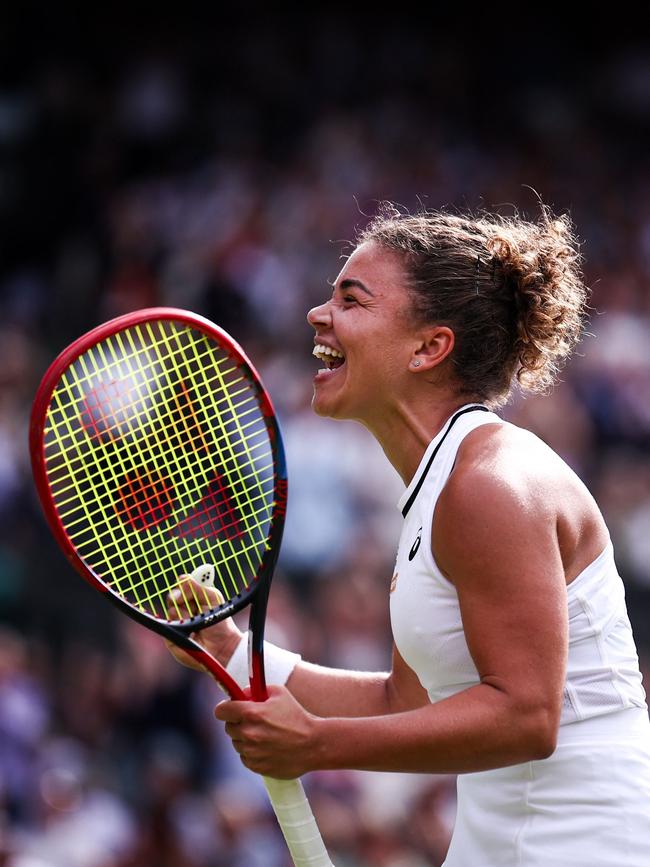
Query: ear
409 326 455 372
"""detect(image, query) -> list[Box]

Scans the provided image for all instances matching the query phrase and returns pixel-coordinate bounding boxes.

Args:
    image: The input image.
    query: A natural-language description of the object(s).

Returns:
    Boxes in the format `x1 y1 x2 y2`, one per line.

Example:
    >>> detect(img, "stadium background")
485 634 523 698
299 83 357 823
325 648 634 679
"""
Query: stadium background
1 13 649 866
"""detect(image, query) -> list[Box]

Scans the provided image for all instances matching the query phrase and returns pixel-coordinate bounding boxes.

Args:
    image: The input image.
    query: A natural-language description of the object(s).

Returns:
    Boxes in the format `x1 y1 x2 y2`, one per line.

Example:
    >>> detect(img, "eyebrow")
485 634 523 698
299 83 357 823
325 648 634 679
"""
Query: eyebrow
337 278 375 297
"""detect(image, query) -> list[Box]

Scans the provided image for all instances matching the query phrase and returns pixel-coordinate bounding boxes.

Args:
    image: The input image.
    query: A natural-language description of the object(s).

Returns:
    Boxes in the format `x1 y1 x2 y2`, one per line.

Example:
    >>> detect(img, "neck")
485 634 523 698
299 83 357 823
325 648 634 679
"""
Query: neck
359 393 481 486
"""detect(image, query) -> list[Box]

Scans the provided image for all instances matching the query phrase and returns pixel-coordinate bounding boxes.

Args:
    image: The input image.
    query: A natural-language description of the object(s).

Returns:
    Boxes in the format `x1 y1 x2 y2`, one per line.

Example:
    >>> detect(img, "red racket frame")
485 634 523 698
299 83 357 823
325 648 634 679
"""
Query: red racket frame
29 308 288 701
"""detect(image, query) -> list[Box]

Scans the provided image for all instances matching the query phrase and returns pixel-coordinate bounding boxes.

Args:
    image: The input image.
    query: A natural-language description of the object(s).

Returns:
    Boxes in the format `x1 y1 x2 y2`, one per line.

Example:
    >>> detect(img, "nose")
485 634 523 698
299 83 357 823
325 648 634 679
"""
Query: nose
307 299 332 329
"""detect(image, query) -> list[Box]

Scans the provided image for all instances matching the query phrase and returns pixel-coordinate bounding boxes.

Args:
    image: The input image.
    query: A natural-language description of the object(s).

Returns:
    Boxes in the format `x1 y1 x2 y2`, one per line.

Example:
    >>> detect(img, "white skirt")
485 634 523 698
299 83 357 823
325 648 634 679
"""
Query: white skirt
443 707 650 867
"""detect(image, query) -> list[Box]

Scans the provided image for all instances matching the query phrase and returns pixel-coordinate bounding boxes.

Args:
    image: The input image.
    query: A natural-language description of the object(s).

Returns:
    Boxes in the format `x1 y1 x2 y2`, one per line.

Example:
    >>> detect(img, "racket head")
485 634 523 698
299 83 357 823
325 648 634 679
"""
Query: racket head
29 308 287 648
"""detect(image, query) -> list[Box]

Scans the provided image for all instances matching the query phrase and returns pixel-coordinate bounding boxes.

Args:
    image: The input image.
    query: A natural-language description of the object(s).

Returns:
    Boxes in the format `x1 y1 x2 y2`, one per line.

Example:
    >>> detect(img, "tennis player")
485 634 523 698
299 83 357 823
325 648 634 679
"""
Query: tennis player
169 202 650 865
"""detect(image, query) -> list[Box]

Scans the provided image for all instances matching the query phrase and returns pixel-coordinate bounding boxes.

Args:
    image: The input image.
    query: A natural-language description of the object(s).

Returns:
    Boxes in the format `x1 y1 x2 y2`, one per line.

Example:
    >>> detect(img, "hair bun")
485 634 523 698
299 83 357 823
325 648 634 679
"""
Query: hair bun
486 208 587 390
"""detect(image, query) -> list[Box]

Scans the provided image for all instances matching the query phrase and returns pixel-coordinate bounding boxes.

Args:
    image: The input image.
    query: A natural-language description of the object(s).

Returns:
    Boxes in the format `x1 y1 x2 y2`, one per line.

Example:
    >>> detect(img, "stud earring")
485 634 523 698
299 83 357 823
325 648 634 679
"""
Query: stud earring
412 360 421 367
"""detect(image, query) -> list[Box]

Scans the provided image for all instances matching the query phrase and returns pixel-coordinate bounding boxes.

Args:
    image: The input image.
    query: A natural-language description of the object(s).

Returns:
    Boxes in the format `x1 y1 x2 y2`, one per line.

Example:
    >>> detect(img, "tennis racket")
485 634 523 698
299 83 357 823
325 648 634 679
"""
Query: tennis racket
29 307 333 867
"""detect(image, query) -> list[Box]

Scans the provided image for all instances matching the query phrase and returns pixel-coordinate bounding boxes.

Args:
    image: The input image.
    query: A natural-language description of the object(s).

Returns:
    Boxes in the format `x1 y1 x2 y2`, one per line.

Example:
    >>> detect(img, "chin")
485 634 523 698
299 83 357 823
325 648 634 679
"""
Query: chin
311 394 335 418
311 391 347 420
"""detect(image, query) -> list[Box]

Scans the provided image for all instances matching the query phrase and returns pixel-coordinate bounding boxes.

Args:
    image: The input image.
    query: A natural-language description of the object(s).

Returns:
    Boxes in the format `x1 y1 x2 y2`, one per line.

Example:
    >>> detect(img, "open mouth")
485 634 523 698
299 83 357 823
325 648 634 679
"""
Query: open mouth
312 343 346 374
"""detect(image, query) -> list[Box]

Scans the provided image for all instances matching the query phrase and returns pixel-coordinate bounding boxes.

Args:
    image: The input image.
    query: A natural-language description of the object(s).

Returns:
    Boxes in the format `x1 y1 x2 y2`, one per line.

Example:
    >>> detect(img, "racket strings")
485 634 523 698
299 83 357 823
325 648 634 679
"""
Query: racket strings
47 384 268 510
48 340 212 615
52 450 274 549
43 320 277 622
81 495 273 597
71 339 214 613
52 427 272 611
48 384 269 517
168 322 269 586
56 353 269 611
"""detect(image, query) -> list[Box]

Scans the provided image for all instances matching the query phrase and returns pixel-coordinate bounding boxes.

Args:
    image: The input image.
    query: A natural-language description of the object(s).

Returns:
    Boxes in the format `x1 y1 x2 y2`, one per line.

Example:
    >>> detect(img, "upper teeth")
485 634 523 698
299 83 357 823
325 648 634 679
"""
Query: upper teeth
313 344 345 361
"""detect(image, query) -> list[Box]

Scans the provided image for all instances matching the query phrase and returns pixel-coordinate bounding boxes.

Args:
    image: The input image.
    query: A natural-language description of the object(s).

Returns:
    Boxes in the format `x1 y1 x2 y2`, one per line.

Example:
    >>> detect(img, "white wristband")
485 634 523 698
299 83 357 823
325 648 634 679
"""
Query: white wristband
225 632 302 690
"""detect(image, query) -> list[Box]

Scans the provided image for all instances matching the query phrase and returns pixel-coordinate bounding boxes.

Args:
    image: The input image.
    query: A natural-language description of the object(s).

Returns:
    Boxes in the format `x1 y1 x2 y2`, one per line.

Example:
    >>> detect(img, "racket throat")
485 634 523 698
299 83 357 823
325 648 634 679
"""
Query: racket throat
248 630 268 701
248 578 271 702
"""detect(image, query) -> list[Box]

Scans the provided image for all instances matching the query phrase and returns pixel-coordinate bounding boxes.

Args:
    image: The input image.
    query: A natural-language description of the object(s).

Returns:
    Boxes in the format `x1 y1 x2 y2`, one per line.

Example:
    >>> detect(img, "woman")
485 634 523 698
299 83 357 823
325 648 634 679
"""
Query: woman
169 202 650 865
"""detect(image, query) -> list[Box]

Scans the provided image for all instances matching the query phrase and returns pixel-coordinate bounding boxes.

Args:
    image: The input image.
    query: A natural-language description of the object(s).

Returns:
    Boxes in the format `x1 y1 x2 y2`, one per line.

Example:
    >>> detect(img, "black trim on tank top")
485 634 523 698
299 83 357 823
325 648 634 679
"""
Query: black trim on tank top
401 405 490 518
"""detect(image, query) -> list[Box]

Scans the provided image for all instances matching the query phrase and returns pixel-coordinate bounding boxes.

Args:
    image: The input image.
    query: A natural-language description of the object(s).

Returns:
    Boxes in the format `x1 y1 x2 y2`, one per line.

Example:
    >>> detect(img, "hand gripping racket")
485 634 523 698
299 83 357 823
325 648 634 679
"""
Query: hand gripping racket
29 308 333 867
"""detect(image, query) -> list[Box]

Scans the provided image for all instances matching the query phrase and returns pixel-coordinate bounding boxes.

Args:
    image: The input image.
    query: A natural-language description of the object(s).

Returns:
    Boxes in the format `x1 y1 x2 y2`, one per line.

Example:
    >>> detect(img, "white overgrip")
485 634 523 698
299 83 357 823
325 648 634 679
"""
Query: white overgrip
263 776 333 866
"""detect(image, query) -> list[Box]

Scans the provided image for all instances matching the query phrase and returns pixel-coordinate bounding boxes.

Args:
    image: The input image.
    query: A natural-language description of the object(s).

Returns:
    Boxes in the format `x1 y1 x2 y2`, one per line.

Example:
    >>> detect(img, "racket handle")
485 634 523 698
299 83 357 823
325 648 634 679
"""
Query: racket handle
262 776 334 866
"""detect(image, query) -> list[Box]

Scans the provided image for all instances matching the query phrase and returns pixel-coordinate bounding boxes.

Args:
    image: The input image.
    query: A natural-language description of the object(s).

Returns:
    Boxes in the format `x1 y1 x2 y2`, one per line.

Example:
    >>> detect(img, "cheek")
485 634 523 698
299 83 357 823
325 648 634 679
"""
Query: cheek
369 343 407 378
347 350 403 400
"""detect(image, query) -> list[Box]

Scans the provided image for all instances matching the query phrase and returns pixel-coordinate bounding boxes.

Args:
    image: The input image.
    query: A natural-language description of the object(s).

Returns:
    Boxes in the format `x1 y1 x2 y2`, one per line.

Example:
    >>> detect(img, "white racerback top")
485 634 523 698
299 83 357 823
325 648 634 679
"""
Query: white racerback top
390 403 648 726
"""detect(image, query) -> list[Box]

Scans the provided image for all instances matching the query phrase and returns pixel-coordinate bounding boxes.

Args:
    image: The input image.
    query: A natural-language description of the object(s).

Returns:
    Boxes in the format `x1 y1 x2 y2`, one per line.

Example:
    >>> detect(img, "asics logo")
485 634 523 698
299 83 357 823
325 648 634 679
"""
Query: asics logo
408 527 422 561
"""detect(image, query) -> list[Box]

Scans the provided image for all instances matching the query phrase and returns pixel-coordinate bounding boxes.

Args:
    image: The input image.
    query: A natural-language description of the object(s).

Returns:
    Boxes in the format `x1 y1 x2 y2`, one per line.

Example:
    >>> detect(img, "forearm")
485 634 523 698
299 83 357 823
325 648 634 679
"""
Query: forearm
311 681 556 775
286 660 392 718
201 627 395 718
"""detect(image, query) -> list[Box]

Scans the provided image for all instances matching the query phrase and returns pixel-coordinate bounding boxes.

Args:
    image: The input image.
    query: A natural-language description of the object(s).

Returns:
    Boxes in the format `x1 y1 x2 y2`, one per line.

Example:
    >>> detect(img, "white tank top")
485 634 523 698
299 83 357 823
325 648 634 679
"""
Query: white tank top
390 403 648 726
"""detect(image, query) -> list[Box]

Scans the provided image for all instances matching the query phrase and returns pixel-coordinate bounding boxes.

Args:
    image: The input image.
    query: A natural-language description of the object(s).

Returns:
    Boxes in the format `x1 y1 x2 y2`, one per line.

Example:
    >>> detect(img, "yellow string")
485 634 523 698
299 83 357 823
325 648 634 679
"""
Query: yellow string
43 320 275 622
170 322 262 596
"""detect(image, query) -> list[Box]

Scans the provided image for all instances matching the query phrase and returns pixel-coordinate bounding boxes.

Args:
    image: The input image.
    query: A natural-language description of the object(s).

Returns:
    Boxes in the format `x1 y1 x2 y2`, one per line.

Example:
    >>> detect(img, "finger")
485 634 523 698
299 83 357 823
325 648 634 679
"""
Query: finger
215 699 250 724
167 575 223 616
163 637 192 662
166 575 193 619
224 721 242 740
166 577 225 620
163 638 208 672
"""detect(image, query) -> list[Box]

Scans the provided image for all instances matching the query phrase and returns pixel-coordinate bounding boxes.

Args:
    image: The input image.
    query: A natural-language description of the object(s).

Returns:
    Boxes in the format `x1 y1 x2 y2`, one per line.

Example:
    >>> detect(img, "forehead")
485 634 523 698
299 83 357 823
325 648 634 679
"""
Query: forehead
335 241 409 297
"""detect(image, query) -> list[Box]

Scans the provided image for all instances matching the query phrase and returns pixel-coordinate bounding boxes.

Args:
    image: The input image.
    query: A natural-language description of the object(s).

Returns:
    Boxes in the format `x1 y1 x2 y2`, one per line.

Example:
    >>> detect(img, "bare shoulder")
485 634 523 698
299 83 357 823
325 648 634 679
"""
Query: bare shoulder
433 420 608 585
442 421 563 518
458 419 566 475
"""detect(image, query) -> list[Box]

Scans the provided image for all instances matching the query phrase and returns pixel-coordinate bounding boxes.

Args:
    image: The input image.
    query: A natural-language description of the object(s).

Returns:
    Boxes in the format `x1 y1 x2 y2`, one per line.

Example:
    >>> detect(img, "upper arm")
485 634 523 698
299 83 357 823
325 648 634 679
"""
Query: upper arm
432 453 568 742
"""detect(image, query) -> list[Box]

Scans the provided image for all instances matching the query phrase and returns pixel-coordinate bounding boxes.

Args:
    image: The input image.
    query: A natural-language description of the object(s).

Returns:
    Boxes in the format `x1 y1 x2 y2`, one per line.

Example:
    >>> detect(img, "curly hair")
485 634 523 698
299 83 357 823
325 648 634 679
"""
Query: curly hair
355 200 589 408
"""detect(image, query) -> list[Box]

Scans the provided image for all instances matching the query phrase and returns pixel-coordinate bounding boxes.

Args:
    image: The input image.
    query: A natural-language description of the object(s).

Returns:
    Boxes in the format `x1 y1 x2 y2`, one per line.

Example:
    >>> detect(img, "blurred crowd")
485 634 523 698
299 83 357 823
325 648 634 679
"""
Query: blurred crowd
0 16 649 866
